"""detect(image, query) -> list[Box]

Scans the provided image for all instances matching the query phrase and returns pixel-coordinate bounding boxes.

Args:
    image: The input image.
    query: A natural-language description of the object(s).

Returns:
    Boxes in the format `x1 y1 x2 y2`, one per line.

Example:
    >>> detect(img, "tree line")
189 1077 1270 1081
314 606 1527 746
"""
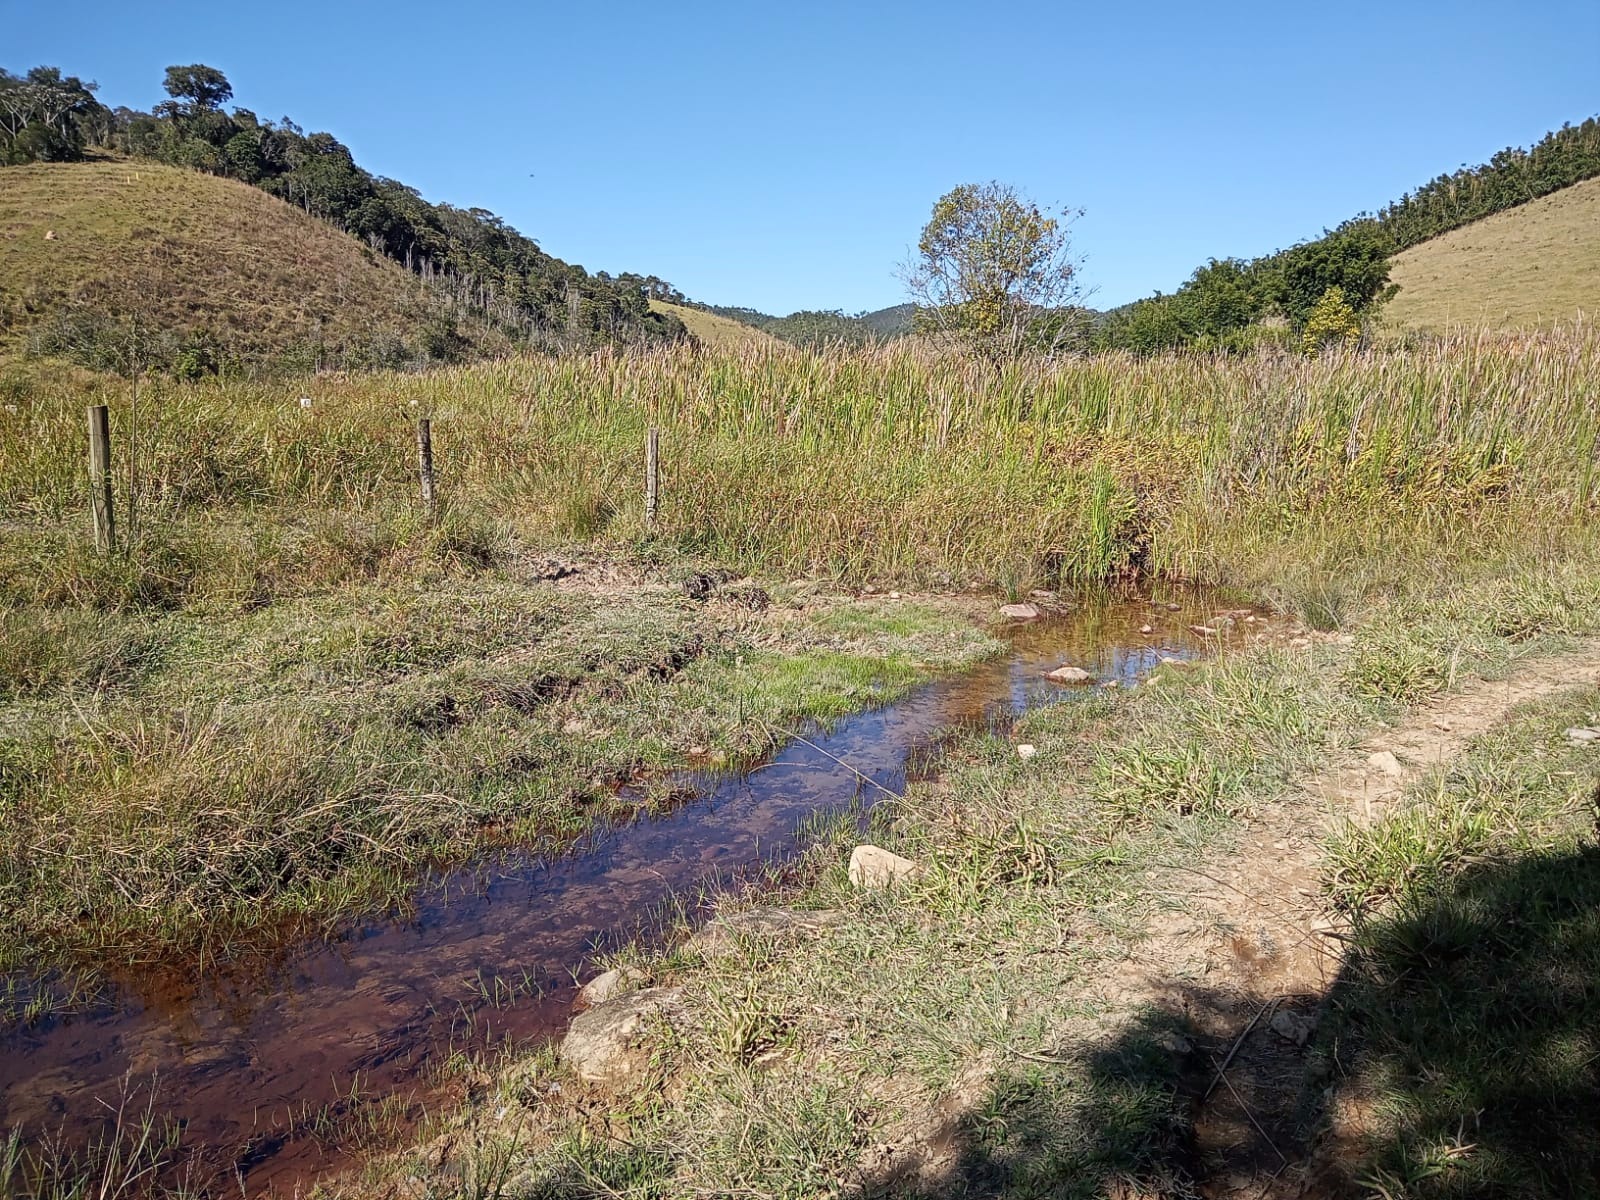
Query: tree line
1095 117 1600 353
1 63 686 352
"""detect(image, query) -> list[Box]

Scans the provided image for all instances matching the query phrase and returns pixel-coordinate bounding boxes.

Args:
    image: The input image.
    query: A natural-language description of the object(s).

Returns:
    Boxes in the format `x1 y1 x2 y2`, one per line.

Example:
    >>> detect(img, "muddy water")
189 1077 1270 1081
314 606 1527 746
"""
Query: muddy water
0 590 1254 1195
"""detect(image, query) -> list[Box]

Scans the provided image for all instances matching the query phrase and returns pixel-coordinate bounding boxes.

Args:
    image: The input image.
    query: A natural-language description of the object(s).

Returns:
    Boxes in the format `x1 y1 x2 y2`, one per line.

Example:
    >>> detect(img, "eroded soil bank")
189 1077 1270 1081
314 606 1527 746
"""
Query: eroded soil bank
0 588 1255 1196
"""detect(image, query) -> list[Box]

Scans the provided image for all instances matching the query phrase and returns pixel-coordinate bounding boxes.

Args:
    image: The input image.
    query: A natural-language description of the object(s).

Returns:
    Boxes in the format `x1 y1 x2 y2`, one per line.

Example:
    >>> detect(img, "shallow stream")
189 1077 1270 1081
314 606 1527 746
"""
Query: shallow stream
0 588 1257 1194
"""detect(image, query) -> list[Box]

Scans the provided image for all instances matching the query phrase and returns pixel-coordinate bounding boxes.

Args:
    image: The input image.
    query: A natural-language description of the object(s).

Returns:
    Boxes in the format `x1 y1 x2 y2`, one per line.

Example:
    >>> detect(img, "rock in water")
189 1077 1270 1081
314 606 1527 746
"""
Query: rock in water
848 844 921 888
1044 665 1093 684
560 987 683 1085
998 603 1040 620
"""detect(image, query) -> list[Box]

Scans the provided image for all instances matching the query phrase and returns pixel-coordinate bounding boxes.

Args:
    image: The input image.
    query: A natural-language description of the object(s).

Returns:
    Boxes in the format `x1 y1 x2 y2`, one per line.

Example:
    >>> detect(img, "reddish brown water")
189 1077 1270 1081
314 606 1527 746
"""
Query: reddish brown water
0 590 1257 1195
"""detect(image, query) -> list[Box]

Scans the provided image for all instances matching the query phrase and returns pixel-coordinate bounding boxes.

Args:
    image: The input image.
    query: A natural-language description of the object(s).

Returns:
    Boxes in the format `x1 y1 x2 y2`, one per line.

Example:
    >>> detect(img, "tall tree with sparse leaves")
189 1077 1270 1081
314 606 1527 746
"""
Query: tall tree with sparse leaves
902 182 1086 359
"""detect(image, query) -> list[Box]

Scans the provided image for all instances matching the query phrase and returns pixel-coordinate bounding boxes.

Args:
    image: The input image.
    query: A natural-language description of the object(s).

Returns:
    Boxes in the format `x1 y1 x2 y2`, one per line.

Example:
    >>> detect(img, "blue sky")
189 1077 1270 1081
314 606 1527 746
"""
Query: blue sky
9 1 1598 313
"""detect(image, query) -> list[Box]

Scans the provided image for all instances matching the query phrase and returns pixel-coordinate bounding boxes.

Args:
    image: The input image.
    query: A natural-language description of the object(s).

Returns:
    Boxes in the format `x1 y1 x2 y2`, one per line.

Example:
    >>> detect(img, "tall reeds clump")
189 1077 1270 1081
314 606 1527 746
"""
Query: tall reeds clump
2 326 1596 601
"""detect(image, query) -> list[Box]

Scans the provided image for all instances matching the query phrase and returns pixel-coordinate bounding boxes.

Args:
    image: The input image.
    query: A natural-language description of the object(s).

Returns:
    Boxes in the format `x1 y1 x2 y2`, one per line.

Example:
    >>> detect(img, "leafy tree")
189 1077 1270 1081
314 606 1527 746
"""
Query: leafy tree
1271 224 1394 329
0 66 105 163
903 182 1085 358
161 65 233 114
1301 286 1361 353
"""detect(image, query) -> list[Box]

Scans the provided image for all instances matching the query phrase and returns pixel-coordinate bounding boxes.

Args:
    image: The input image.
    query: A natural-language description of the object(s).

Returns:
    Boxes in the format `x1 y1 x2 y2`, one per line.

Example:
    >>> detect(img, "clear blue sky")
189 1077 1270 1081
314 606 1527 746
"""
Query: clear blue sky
9 0 1598 314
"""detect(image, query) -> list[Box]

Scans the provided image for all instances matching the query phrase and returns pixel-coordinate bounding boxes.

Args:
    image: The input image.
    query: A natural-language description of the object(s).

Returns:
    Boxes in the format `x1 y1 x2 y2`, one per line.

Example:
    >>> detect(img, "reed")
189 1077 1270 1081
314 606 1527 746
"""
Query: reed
3 327 1596 604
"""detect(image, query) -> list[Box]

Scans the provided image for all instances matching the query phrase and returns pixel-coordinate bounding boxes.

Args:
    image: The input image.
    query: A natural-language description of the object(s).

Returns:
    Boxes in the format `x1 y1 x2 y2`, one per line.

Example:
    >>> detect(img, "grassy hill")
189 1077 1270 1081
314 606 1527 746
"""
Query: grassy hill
650 298 779 348
0 158 500 371
1385 175 1600 331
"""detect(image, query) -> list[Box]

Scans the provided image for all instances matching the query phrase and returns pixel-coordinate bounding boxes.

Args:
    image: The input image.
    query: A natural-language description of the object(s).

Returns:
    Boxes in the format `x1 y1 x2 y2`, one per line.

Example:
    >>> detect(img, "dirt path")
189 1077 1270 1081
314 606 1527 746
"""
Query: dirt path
1096 643 1600 1198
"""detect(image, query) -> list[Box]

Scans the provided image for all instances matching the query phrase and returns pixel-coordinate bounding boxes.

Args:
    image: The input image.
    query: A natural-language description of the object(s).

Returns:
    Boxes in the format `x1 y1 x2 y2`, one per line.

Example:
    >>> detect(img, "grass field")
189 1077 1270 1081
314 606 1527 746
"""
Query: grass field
6 331 1600 1196
648 298 778 349
0 159 499 371
1385 176 1600 331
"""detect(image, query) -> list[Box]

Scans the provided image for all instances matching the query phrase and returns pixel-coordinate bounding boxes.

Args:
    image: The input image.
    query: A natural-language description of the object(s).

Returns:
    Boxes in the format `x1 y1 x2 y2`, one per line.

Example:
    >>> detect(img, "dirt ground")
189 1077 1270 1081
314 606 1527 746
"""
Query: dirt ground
1084 644 1600 1197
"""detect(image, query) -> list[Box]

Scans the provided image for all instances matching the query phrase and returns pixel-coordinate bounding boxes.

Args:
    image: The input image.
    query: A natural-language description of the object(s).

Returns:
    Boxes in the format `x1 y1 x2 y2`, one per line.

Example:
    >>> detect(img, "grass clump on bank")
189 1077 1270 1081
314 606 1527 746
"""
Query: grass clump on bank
0 569 999 981
1316 689 1600 1197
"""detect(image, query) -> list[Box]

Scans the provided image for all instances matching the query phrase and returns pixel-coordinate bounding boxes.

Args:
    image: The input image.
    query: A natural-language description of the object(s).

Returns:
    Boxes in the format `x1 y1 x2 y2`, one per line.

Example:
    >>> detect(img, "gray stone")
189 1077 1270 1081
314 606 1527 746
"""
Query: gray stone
1044 665 1093 684
999 603 1040 620
1269 1009 1316 1047
848 844 921 888
1016 743 1038 760
577 966 647 1008
559 987 683 1085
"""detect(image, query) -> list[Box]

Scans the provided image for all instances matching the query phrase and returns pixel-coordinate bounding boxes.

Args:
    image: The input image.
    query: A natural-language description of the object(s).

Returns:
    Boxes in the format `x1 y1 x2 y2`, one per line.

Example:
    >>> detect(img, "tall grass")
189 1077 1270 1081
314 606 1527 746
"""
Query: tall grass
3 328 1596 601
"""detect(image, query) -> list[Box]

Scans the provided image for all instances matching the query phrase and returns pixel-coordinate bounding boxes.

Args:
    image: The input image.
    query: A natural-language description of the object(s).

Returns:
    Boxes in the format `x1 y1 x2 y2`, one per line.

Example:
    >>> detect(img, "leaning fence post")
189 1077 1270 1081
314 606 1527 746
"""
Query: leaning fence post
87 404 115 552
645 425 660 529
416 418 437 520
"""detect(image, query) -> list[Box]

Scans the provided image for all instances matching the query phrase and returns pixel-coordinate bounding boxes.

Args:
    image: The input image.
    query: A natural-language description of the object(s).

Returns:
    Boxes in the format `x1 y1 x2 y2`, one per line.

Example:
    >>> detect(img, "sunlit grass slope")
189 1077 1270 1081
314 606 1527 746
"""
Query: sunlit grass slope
0 158 478 366
1385 176 1600 331
650 298 779 349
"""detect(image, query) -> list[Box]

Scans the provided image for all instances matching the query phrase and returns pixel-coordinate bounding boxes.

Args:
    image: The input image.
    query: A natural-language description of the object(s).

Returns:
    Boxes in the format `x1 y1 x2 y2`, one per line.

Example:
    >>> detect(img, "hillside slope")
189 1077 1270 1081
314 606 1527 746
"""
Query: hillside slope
1385 176 1600 330
650 299 779 349
0 159 500 370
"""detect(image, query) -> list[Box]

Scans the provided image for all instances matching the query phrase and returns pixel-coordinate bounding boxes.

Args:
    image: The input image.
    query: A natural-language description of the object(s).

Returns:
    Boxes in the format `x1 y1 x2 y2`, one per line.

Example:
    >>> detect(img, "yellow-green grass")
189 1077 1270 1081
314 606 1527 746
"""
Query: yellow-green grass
649 298 777 349
10 334 1600 1195
0 158 495 369
3 332 1598 970
1385 176 1600 332
3 332 1597 608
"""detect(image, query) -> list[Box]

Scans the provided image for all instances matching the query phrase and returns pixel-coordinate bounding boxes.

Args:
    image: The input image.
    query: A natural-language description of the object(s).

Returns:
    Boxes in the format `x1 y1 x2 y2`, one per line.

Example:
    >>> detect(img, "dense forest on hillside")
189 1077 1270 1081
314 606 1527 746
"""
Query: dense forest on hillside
1097 118 1600 352
0 64 686 356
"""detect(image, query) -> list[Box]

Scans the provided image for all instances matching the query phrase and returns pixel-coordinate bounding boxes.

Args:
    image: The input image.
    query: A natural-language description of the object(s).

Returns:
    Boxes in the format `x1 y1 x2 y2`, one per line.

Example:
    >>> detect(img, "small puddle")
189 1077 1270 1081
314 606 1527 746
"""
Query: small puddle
0 589 1261 1195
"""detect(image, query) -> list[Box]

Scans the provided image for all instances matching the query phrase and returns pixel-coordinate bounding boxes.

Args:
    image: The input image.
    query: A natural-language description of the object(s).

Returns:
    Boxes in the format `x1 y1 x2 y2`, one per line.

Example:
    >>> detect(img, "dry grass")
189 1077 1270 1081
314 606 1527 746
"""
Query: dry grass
648 299 777 349
0 158 491 368
1385 176 1600 331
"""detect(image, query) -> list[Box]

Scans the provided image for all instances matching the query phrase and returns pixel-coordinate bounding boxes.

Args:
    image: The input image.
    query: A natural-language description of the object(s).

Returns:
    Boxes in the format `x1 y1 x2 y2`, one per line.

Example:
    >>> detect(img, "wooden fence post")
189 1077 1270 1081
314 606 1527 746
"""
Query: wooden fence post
645 425 660 529
87 404 115 552
416 418 437 519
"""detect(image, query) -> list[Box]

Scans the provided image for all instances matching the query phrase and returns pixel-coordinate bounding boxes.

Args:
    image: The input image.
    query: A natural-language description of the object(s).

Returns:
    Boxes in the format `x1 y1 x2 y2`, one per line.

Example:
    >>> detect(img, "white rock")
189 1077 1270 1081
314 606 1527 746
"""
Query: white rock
1139 624 1154 634
1016 743 1038 760
559 987 683 1085
1366 750 1404 777
1565 726 1600 745
887 590 902 599
1044 665 1093 684
999 603 1040 620
848 844 921 888
1190 624 1218 636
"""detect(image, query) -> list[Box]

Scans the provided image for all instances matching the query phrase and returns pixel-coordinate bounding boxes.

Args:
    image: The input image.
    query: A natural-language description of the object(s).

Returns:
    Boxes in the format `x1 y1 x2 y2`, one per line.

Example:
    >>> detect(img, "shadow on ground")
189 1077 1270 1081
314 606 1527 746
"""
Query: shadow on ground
872 847 1600 1200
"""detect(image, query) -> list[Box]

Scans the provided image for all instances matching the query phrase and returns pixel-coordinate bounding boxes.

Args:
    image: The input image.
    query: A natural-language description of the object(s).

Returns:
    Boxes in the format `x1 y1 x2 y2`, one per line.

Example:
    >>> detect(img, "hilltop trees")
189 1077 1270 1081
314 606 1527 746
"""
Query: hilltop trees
0 61 685 352
903 182 1088 358
1097 119 1600 354
0 67 107 164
